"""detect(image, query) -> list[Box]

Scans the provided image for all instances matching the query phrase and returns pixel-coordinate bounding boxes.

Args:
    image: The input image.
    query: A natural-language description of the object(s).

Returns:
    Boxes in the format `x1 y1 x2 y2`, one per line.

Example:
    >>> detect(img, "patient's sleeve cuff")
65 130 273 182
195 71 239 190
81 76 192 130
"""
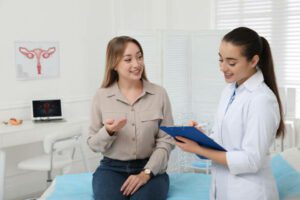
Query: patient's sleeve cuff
87 127 117 152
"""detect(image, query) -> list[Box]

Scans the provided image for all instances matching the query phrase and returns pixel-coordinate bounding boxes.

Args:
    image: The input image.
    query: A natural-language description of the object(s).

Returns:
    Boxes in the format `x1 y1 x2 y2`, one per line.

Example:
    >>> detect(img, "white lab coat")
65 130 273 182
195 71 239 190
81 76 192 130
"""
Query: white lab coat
209 69 280 200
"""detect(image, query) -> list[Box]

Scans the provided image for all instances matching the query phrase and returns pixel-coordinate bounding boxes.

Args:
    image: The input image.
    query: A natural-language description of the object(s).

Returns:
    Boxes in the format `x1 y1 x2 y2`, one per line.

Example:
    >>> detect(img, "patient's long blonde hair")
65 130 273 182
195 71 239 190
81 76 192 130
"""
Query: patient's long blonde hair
101 36 148 88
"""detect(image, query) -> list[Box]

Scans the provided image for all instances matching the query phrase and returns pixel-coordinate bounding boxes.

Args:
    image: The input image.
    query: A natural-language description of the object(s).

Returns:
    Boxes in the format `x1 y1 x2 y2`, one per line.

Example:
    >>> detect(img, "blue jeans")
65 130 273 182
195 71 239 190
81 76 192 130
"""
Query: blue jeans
92 157 169 200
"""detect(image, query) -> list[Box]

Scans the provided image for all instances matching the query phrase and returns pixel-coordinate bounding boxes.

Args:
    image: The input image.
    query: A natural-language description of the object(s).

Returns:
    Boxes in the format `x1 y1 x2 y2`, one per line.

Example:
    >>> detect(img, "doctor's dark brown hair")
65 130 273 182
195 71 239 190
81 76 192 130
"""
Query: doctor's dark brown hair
223 27 285 138
101 36 148 88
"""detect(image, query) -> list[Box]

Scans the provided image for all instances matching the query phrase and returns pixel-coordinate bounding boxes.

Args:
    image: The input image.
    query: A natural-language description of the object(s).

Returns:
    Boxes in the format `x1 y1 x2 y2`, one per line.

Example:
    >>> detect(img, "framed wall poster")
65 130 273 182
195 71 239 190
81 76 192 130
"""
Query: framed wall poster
15 41 60 80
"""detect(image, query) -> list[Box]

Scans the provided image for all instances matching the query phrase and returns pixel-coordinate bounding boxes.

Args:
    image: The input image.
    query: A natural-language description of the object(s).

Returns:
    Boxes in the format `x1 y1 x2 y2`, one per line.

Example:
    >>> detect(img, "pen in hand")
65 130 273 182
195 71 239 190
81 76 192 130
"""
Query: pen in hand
188 120 207 134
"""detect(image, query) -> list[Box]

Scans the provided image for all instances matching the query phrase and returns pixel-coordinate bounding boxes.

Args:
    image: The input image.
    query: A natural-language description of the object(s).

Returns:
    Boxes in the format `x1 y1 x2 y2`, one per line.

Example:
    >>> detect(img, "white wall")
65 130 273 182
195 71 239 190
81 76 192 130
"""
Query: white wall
0 1 114 199
0 0 214 199
0 0 115 120
0 0 213 118
113 0 212 31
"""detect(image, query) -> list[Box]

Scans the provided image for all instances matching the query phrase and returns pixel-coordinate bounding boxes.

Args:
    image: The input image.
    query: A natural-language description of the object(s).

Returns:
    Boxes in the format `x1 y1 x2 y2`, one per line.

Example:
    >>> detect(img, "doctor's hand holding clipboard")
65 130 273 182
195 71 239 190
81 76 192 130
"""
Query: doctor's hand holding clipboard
175 121 213 157
160 121 226 160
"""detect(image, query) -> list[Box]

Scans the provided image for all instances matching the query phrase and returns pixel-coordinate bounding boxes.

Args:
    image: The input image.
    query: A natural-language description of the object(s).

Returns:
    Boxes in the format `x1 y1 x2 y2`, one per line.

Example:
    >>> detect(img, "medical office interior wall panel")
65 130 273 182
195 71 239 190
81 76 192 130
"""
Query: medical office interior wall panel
113 0 212 31
115 0 213 86
0 0 114 199
0 0 97 119
191 31 227 121
114 0 214 120
162 32 191 120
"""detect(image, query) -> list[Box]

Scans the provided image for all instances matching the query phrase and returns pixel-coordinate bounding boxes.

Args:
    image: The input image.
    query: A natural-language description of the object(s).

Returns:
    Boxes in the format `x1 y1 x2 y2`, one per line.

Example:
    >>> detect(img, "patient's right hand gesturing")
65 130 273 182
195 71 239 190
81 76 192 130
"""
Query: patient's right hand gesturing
104 118 127 135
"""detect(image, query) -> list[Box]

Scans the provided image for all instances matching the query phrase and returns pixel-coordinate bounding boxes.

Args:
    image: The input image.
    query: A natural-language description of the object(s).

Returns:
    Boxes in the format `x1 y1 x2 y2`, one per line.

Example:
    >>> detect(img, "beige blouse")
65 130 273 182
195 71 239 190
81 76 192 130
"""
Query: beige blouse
87 80 175 175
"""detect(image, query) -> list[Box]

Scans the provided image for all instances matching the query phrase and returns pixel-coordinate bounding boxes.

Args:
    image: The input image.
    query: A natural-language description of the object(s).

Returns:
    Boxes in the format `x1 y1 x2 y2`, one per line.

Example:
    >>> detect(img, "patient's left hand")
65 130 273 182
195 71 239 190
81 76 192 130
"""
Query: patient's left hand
175 136 200 154
120 172 150 196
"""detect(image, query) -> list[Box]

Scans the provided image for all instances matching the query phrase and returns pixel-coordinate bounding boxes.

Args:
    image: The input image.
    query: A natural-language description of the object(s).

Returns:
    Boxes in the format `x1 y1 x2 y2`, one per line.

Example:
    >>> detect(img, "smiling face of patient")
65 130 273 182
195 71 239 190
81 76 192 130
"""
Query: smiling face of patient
218 41 259 86
115 42 144 83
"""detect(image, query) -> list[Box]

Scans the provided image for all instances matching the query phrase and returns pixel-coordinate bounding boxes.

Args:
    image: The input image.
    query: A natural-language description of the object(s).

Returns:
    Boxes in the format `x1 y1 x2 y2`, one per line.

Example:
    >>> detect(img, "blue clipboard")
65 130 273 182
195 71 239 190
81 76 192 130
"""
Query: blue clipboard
160 126 226 159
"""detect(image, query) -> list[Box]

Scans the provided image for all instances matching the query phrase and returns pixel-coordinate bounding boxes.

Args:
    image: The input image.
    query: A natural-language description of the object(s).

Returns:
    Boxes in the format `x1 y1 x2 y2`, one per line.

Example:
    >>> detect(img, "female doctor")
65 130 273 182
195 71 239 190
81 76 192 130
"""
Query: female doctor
176 27 285 200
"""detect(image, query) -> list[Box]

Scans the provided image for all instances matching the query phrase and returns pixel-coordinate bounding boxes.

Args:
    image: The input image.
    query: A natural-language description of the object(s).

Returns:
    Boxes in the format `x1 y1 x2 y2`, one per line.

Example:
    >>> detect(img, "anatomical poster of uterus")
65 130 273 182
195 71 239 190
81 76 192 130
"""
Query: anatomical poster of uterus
15 41 60 80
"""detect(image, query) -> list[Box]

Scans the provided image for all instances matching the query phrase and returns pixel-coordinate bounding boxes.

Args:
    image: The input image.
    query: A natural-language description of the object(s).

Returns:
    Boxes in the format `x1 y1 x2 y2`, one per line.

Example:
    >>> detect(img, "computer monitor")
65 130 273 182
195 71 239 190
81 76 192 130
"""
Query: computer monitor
31 99 63 121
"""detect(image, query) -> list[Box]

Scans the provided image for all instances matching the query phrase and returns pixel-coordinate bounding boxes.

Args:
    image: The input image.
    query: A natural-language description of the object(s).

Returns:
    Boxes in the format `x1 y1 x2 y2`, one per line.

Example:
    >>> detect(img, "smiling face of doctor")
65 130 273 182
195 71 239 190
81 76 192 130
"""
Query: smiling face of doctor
218 41 259 86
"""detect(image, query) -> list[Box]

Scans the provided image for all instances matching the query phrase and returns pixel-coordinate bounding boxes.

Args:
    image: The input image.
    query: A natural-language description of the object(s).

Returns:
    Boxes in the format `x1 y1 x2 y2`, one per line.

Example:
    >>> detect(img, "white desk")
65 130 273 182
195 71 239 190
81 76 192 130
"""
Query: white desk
0 118 89 200
0 118 88 149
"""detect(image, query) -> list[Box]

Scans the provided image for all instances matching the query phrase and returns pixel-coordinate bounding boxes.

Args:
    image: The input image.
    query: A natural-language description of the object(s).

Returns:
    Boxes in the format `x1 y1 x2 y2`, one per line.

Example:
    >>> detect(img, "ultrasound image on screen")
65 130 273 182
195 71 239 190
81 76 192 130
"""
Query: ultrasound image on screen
32 100 62 118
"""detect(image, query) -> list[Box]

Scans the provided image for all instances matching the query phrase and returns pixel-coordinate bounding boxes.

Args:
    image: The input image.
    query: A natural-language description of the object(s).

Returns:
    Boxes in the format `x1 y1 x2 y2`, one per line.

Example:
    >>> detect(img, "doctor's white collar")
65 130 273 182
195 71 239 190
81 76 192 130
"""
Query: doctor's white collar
231 69 264 93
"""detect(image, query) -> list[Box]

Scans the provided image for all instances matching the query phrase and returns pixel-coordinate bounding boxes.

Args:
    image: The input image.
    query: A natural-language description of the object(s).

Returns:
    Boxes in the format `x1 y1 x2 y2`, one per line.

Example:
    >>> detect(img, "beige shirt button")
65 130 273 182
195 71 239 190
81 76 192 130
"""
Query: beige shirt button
88 80 174 170
132 138 136 141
